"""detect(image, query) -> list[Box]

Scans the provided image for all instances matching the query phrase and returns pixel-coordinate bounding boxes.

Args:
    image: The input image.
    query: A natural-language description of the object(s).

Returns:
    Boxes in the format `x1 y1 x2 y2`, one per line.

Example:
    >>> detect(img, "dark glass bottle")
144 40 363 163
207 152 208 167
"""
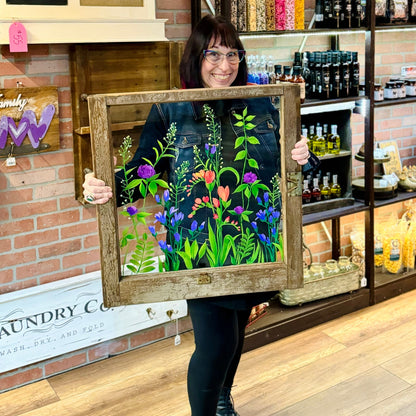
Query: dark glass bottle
321 52 331 100
311 178 322 202
315 0 325 27
314 52 323 99
340 52 350 97
323 0 334 27
352 0 362 27
292 66 306 104
280 65 292 82
274 64 282 81
341 0 352 28
293 52 302 67
302 52 311 98
333 0 341 28
330 51 341 99
350 51 360 97
308 52 316 99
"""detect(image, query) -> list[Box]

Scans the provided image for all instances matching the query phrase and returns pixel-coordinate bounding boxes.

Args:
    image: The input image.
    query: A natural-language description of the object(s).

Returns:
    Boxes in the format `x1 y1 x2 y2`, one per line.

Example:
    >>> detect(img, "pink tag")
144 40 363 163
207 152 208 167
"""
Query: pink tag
9 22 28 53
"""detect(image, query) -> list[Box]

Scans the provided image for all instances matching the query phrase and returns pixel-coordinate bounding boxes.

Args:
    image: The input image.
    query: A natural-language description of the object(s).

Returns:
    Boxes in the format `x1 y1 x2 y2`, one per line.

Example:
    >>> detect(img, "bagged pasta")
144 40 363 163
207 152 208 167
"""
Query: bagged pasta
389 0 408 22
382 221 405 274
402 222 415 270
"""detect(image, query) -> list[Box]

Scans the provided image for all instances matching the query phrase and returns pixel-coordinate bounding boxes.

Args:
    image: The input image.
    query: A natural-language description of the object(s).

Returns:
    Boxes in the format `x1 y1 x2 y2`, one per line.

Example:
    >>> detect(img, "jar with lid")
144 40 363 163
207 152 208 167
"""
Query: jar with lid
324 259 340 276
309 263 324 280
405 79 416 96
338 256 353 272
395 80 406 98
384 81 398 99
374 84 384 101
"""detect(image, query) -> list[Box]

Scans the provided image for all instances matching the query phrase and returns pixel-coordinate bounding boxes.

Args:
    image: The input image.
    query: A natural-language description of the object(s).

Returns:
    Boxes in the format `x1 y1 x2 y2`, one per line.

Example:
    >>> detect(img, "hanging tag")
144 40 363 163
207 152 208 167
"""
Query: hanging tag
174 318 181 346
6 143 16 167
9 22 28 53
361 276 367 287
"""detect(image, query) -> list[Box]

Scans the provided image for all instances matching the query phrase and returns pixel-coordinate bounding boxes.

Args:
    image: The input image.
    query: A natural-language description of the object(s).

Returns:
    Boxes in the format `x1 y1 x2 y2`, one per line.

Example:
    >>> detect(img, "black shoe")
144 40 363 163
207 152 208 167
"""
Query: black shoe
216 387 240 416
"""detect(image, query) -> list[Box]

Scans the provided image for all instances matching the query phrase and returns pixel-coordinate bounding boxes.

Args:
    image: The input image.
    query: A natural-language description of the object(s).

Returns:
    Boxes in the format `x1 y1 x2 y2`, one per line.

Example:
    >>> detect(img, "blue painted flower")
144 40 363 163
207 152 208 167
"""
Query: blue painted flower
155 211 167 225
251 221 258 230
199 221 205 230
243 172 257 184
126 206 138 216
257 196 262 205
148 225 156 236
163 190 170 202
174 232 181 242
271 227 277 236
155 194 161 204
159 240 173 252
264 192 269 202
205 143 209 152
259 234 271 244
191 220 198 232
272 211 281 220
256 210 266 221
137 164 156 179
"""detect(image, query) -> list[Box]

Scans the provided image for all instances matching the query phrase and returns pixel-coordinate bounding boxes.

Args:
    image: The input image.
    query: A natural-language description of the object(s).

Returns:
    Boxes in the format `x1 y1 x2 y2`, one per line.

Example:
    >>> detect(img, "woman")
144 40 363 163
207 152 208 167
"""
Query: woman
83 15 318 416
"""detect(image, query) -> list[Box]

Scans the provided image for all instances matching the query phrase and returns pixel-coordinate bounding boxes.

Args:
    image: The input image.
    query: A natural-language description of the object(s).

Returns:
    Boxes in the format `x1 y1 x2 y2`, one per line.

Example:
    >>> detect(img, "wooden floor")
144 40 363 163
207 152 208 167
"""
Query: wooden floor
3 289 416 416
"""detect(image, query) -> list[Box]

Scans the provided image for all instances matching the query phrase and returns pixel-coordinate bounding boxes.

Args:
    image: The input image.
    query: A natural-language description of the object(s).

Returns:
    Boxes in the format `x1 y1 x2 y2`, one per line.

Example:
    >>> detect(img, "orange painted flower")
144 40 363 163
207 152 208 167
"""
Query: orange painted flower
204 170 215 184
202 196 209 203
217 185 230 202
212 198 220 208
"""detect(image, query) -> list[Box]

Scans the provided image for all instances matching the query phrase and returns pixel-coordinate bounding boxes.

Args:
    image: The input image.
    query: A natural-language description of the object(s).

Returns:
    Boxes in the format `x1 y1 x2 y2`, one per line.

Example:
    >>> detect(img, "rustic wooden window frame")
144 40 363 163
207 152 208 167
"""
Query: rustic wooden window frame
87 84 303 307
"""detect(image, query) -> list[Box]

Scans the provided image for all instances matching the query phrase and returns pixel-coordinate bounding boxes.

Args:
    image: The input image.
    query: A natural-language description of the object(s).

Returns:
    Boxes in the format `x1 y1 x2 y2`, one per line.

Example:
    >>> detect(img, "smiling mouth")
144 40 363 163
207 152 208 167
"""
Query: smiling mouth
211 74 231 80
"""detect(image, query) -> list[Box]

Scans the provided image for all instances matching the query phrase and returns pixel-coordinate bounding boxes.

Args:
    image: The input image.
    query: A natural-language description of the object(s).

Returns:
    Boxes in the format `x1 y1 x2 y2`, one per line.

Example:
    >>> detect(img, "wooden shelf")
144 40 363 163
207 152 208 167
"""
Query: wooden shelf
375 97 416 108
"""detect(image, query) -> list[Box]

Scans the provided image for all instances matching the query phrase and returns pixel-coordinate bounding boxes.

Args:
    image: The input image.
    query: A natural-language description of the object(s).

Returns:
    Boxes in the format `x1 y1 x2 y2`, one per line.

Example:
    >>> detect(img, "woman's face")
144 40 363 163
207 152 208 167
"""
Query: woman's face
201 39 240 88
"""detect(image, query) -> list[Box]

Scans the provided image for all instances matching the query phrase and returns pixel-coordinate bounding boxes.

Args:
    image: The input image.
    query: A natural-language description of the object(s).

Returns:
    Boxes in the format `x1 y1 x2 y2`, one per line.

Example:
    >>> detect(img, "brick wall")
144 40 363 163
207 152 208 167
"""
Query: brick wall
1 2 415 392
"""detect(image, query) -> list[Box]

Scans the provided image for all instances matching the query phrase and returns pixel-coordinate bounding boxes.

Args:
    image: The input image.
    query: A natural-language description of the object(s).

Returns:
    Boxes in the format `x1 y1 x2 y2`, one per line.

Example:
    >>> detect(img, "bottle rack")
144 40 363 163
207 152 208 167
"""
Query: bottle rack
191 0 416 351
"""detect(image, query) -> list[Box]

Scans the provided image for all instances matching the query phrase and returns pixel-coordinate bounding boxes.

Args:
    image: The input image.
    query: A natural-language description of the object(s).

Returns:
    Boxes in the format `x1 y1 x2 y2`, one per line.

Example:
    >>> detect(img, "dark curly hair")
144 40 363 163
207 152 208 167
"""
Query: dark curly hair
179 14 248 89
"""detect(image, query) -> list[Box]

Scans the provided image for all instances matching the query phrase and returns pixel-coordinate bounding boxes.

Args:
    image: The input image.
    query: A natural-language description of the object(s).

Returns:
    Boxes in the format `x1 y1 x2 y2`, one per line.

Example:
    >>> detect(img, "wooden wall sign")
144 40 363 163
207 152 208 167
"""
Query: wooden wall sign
0 86 60 158
87 84 303 306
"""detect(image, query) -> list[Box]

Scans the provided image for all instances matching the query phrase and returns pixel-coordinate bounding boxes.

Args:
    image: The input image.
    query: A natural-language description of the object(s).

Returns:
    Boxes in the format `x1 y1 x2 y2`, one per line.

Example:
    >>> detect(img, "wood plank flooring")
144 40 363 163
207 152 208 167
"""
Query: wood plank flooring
3 289 416 415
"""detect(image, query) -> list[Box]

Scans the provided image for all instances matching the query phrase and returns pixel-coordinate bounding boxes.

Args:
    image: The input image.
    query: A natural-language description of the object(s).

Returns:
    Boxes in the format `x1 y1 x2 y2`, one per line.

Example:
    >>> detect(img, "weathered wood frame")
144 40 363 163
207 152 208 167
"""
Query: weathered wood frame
87 84 303 307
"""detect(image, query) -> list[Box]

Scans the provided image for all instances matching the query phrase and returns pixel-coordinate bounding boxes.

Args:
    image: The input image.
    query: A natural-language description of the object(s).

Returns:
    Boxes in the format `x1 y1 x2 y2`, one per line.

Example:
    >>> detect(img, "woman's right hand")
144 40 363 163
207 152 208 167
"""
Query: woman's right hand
82 171 113 205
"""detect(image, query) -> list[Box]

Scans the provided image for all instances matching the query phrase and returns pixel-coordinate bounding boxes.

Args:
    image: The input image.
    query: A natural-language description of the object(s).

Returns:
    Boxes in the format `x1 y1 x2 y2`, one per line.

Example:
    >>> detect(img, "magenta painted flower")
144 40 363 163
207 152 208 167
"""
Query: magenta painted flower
127 206 138 216
234 206 244 215
243 172 257 184
137 164 156 179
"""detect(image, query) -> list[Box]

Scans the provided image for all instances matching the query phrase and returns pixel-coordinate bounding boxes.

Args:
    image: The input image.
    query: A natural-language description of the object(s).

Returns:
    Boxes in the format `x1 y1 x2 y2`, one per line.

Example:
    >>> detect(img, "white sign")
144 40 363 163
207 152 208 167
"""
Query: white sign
0 271 187 373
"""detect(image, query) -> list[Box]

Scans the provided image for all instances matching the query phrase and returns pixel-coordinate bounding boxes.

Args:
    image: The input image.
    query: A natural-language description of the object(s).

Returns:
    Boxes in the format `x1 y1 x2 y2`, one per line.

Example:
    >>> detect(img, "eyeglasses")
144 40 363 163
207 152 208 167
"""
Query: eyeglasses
203 49 246 65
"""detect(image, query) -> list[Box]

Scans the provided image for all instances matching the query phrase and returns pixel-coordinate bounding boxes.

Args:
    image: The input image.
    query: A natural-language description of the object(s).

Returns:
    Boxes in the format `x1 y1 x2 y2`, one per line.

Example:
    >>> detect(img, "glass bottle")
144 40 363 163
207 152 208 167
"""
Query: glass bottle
315 0 325 28
302 179 312 204
307 125 315 150
341 52 350 97
323 0 334 27
330 51 341 99
321 52 331 100
341 0 352 28
330 174 342 198
314 52 323 99
327 124 341 154
291 65 306 104
311 177 322 202
352 0 362 27
308 52 316 98
280 66 292 82
321 176 332 200
312 125 326 156
333 0 341 28
274 64 282 81
350 51 360 97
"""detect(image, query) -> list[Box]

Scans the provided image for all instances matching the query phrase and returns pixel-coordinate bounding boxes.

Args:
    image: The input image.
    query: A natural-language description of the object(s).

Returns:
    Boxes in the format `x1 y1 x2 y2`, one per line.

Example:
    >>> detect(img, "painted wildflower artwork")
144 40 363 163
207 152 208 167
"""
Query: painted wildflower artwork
118 104 283 276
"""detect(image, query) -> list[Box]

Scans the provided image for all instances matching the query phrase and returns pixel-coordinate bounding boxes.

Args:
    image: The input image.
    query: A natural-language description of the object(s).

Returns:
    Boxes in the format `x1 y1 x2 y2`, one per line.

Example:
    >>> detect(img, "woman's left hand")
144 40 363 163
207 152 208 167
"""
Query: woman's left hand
291 136 310 166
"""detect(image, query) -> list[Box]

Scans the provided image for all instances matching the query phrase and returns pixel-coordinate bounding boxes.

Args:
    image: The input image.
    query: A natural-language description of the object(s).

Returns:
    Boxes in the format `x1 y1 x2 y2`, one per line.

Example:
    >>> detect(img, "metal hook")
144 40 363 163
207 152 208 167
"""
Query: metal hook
166 309 178 320
146 307 156 319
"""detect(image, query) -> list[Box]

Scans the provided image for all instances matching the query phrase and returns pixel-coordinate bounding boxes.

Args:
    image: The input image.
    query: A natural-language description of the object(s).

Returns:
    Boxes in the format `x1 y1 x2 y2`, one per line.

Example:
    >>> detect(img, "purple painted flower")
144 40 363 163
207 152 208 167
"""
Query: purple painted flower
210 145 216 154
126 206 138 216
243 172 257 184
163 190 170 202
205 143 210 152
137 164 156 179
234 206 244 215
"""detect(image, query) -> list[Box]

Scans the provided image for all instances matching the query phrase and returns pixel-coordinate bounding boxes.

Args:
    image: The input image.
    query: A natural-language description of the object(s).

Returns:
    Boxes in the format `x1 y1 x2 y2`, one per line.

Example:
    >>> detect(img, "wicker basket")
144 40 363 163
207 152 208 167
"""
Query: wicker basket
279 264 361 306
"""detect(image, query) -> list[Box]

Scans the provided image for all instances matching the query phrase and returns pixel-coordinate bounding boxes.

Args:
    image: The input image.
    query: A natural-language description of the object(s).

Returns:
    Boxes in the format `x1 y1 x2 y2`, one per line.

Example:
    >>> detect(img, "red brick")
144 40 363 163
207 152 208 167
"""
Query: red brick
49 44 70 56
9 169 56 187
3 76 52 88
0 219 34 238
130 326 165 348
59 120 73 134
84 234 100 249
0 157 32 174
0 62 25 76
0 189 33 205
58 166 74 180
176 11 191 24
39 268 83 285
38 239 82 259
165 25 192 41
15 229 59 250
61 221 98 239
58 105 73 119
156 11 174 23
27 59 69 75
58 89 71 104
59 196 81 210
0 279 38 295
12 200 57 219
88 338 129 362
37 210 79 230
392 128 413 139
157 0 190 10
0 269 13 284
16 259 61 280
62 249 100 268
33 151 73 168
52 75 71 87
60 136 74 149
0 248 37 268
34 181 74 199
392 106 414 117
405 53 416 63
44 353 87 376
0 368 43 391
0 207 9 222
380 118 402 130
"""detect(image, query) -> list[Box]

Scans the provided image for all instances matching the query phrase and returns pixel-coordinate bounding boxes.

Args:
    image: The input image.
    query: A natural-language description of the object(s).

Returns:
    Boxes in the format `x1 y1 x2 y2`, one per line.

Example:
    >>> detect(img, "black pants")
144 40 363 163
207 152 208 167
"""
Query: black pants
187 299 251 416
